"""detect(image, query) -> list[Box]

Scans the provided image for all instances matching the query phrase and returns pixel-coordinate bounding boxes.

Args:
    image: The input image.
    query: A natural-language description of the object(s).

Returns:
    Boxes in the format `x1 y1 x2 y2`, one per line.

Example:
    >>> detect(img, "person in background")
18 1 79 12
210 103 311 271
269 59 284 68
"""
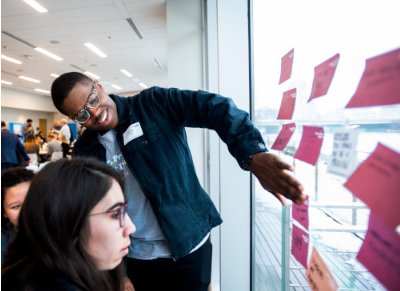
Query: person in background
24 135 40 155
59 118 72 144
2 158 136 290
52 119 62 133
59 134 71 158
22 119 34 142
46 132 63 160
51 72 306 291
1 121 30 172
1 167 35 264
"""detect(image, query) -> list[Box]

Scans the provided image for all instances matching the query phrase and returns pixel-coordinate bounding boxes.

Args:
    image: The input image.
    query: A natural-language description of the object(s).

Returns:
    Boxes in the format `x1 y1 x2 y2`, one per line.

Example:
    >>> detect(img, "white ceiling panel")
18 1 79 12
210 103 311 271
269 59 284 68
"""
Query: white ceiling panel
1 0 167 97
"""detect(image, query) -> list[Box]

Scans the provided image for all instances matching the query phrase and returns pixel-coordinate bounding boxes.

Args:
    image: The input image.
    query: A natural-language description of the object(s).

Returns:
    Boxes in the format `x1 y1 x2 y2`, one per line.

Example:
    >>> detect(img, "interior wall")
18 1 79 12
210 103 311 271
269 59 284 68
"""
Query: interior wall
166 0 205 185
1 87 60 134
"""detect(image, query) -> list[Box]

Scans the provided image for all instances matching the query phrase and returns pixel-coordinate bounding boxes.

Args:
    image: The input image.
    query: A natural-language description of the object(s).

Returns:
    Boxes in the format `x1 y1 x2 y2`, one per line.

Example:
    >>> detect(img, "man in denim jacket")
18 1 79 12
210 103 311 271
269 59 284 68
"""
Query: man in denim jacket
51 72 306 291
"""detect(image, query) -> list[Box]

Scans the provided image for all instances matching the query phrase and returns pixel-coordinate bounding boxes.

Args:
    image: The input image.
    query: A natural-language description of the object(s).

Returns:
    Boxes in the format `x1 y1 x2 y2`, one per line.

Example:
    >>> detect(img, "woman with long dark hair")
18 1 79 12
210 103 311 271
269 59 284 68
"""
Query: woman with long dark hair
2 158 135 290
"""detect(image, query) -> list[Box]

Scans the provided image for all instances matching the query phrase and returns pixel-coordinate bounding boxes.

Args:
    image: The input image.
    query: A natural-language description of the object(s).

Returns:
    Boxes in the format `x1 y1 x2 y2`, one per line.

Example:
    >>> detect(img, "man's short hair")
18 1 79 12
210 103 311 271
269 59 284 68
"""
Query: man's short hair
27 119 32 123
51 72 93 115
1 121 6 127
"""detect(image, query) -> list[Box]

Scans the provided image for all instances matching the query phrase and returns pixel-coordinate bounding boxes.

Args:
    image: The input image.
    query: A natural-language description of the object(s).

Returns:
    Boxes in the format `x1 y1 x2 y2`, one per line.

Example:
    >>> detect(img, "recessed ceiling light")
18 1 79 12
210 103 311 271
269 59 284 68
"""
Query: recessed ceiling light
34 88 50 94
139 82 148 89
84 71 100 80
19 75 40 83
23 0 48 13
120 69 133 77
84 43 107 58
1 80 13 85
50 73 59 78
1 54 23 64
111 84 122 90
35 47 63 61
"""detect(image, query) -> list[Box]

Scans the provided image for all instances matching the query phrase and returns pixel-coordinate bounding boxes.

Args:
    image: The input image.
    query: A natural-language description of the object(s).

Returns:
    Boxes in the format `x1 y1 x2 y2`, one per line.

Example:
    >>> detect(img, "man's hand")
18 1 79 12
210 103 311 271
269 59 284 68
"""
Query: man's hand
249 152 306 205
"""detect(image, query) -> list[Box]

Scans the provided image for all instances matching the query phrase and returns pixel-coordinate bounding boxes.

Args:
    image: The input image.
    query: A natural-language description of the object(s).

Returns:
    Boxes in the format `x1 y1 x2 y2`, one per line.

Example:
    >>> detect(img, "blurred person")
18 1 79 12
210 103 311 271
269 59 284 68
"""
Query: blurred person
52 119 62 132
46 132 63 159
59 118 72 144
59 134 71 158
51 72 306 291
1 167 35 264
24 135 40 155
1 121 30 172
2 158 136 290
22 119 34 141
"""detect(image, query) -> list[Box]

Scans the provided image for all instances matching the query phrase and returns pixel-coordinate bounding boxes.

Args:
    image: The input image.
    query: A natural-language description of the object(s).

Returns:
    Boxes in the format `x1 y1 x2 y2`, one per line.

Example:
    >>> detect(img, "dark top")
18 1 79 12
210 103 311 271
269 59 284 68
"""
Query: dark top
73 86 267 260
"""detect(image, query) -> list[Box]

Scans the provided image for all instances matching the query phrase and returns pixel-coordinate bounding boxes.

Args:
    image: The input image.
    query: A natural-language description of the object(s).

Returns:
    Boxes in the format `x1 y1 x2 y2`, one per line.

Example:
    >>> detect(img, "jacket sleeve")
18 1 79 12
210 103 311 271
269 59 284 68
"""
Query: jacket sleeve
141 87 267 169
16 139 30 161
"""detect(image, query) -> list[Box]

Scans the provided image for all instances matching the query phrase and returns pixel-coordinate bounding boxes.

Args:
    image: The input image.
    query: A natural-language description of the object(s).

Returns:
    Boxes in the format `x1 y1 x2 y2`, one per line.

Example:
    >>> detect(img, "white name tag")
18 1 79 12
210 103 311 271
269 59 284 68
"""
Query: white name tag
123 122 143 145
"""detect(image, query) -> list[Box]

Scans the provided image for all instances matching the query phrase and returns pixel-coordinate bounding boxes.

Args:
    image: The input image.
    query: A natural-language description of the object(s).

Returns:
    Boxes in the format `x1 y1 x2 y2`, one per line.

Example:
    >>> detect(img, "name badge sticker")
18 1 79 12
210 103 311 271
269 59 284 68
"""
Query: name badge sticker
123 122 143 145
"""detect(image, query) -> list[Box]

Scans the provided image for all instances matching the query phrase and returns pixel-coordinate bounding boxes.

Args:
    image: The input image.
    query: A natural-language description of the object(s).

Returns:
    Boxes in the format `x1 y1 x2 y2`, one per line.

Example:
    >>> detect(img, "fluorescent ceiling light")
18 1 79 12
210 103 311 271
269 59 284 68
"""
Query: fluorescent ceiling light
1 54 23 64
111 84 122 90
1 80 13 85
35 47 63 61
19 75 40 83
139 82 148 89
84 71 100 80
50 73 59 78
84 43 107 58
34 88 50 94
23 0 48 13
120 69 133 77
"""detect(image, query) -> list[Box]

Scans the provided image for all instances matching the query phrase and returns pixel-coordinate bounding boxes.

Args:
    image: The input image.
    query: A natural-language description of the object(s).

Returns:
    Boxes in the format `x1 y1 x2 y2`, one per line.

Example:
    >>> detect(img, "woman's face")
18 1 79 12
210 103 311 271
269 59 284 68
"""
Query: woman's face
3 181 31 228
83 179 135 271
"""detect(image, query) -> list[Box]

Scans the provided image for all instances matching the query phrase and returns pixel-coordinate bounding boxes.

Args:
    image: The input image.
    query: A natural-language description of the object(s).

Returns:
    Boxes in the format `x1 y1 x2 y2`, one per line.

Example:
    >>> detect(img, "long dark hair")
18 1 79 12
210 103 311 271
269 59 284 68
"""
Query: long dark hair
51 72 93 115
2 158 126 290
1 167 35 237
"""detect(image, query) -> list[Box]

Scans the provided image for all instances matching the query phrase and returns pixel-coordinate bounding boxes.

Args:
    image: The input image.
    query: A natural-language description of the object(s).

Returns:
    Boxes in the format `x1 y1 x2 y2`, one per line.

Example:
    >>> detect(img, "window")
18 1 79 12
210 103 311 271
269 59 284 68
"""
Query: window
251 0 399 290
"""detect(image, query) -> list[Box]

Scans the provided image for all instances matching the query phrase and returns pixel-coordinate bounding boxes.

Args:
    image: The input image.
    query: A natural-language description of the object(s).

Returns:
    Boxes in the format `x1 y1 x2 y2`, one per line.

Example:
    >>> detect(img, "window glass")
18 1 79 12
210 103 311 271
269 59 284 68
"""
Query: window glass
252 0 399 290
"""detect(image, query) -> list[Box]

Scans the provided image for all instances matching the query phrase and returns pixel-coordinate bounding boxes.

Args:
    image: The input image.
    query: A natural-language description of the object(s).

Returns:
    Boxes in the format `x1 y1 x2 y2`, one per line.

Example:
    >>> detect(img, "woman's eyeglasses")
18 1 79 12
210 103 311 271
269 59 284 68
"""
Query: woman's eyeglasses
70 80 100 124
90 203 128 228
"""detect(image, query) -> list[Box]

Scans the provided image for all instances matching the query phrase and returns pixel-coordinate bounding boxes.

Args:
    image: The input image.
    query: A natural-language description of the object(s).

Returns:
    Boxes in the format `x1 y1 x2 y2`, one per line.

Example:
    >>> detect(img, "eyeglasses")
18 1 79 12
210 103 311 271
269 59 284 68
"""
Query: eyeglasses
70 80 100 124
90 203 128 228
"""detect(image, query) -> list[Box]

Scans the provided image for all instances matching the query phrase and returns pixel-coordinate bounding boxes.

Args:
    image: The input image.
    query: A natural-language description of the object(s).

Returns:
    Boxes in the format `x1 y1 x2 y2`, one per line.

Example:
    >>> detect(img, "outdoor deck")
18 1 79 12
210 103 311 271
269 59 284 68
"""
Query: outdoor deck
254 199 385 291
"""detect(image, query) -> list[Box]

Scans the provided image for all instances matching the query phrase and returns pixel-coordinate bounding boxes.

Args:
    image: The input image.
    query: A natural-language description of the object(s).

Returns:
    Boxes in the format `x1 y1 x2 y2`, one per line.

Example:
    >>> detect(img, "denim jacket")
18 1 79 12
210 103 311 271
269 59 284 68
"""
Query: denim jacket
73 86 267 260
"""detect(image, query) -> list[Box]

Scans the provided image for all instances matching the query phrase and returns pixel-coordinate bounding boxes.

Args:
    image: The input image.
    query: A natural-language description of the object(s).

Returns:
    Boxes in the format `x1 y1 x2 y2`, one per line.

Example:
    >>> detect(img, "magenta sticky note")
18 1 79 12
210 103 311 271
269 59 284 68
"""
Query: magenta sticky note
308 53 340 102
292 224 309 268
279 48 294 84
277 88 296 120
346 48 400 108
292 196 309 229
344 143 400 230
271 123 296 151
357 214 400 291
294 126 324 166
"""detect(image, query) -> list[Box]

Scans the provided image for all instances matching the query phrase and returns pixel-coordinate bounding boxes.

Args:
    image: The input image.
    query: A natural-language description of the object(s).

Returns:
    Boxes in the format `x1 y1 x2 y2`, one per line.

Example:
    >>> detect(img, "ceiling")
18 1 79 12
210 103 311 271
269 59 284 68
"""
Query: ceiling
1 0 168 98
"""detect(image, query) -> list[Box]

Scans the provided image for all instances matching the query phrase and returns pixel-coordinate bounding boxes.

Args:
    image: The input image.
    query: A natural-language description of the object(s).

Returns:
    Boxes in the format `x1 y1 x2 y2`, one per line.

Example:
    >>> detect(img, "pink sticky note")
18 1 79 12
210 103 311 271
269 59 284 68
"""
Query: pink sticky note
357 214 400 291
306 247 339 291
292 224 309 268
294 126 324 166
344 143 400 229
279 48 294 84
292 196 309 229
346 48 400 108
271 123 296 151
308 53 340 102
277 88 296 120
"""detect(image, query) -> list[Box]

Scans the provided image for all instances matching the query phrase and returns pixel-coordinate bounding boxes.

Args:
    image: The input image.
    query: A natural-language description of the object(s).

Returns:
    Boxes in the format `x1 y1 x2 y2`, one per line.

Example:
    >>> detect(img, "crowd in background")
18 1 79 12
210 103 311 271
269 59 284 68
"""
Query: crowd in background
1 118 77 172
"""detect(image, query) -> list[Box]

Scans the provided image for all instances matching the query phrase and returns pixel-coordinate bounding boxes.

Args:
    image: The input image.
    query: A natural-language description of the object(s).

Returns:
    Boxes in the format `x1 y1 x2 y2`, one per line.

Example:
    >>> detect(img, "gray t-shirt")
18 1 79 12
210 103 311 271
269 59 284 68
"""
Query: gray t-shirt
98 129 171 259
